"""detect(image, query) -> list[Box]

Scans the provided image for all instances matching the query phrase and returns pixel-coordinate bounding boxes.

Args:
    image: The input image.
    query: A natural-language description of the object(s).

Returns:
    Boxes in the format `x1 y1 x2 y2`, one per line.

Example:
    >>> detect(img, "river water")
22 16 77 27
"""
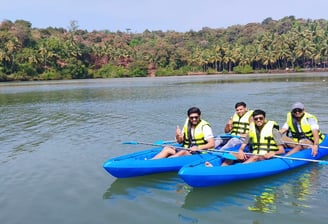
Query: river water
1 73 328 224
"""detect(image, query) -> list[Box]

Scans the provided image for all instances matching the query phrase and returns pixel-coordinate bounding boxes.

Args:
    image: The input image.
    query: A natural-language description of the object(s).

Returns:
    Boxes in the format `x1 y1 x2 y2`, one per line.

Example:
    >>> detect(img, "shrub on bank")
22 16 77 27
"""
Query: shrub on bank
155 65 200 76
94 64 129 78
38 70 63 80
233 65 254 74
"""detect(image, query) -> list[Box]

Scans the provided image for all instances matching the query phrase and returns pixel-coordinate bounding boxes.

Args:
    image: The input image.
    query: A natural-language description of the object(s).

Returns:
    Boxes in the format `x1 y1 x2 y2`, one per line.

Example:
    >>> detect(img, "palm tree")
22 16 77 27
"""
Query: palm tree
235 45 250 67
320 39 328 69
187 47 203 71
222 44 237 72
38 45 54 70
262 45 277 70
211 44 225 71
274 34 291 69
295 38 315 68
4 38 20 73
248 41 263 70
0 48 10 71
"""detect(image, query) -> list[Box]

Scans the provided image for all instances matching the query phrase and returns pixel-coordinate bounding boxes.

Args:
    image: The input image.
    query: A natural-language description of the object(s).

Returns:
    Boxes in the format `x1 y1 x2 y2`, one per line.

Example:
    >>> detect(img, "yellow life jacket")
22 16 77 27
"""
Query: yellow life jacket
286 112 324 144
183 118 210 148
231 110 253 135
249 121 279 155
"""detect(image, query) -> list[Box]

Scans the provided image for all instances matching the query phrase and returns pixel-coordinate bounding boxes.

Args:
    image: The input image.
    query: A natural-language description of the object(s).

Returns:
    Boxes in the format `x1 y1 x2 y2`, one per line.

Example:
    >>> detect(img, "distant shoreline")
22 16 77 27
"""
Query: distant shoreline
188 68 328 76
1 69 328 85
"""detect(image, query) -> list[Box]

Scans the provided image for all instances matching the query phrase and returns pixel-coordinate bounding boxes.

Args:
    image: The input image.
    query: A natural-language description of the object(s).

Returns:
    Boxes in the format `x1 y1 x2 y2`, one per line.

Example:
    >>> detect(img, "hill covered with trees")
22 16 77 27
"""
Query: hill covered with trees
1 16 328 81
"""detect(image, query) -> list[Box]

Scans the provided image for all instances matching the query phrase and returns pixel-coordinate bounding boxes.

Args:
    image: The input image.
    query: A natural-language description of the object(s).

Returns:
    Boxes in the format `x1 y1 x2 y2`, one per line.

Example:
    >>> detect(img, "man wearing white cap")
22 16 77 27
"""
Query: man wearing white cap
280 102 325 157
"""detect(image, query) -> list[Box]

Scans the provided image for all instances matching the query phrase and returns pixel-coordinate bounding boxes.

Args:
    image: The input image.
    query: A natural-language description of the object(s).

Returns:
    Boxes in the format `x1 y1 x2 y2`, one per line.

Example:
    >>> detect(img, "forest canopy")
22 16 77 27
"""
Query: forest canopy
1 16 328 81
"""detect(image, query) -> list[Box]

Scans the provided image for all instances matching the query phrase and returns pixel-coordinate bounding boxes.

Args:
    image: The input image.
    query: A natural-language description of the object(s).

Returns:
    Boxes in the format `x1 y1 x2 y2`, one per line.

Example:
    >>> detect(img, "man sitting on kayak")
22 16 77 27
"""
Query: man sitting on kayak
207 109 285 166
152 107 215 159
279 102 324 157
215 101 253 150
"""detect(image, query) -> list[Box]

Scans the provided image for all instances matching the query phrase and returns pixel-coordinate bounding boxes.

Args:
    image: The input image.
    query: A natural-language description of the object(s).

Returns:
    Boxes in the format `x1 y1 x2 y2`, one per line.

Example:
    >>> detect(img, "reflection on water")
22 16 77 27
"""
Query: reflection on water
248 167 320 213
103 173 184 200
181 181 250 211
248 188 278 213
103 174 201 224
179 165 322 214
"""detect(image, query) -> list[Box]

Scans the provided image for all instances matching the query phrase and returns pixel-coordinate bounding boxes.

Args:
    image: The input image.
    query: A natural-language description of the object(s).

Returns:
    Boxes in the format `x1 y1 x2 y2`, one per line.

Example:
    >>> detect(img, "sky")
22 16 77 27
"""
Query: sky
1 0 328 33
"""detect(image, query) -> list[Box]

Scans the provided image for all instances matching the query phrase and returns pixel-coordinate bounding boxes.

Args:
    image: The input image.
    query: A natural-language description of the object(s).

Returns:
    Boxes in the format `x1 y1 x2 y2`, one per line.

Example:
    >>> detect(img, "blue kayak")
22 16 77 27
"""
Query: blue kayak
103 140 240 178
178 134 328 188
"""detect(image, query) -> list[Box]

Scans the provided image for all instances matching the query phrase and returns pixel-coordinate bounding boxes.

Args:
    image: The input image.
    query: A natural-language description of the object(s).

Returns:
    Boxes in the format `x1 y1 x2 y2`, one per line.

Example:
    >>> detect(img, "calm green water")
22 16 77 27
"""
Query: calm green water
1 73 328 224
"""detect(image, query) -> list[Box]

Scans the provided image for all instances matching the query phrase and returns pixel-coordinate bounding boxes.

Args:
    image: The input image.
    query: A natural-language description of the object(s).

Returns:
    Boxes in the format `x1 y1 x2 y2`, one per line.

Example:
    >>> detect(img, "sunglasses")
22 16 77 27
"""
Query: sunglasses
253 116 264 121
189 116 199 120
292 108 303 113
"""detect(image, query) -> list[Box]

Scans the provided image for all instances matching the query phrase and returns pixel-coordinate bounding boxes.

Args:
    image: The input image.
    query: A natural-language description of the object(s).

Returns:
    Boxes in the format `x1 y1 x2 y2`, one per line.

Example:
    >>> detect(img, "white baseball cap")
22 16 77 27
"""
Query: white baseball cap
291 102 304 110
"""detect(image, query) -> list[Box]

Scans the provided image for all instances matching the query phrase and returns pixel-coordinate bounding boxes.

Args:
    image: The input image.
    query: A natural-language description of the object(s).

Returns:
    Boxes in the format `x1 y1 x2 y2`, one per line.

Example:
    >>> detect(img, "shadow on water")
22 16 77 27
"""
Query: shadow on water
103 172 184 200
181 164 323 213
182 183 245 211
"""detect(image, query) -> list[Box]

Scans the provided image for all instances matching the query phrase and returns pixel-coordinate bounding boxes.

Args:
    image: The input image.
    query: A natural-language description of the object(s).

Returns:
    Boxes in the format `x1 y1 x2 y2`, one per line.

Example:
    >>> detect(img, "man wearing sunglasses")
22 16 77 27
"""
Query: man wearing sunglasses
152 107 215 159
218 109 285 166
280 102 325 157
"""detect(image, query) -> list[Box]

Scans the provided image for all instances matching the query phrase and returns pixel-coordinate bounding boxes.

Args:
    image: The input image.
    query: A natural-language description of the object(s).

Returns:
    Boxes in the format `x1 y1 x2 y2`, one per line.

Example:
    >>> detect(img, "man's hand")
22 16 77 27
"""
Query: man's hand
175 126 183 141
311 145 318 157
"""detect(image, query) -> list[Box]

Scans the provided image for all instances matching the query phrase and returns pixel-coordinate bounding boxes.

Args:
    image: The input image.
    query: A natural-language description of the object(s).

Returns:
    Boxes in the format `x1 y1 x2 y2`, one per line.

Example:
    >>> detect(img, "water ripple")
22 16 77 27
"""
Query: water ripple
1 75 328 224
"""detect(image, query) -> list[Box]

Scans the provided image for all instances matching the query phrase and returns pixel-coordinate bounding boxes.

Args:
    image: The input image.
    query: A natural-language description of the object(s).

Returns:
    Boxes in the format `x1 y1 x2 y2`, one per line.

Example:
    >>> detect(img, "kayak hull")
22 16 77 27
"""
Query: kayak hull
179 134 328 187
103 147 226 178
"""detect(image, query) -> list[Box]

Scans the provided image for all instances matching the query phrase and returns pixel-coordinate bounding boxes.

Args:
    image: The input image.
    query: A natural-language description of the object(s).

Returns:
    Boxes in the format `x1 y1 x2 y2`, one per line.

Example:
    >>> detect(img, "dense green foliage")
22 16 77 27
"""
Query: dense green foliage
1 16 328 81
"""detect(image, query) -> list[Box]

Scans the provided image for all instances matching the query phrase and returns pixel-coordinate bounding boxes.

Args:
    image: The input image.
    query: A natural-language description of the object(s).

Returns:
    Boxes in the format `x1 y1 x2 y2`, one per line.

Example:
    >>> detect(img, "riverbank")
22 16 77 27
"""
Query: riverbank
201 67 328 76
1 68 328 84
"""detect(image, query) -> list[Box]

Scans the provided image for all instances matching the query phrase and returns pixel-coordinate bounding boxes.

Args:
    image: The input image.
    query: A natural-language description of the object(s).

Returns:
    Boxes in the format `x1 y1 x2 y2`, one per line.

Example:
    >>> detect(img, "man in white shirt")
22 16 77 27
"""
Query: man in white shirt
280 102 324 157
152 107 215 159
